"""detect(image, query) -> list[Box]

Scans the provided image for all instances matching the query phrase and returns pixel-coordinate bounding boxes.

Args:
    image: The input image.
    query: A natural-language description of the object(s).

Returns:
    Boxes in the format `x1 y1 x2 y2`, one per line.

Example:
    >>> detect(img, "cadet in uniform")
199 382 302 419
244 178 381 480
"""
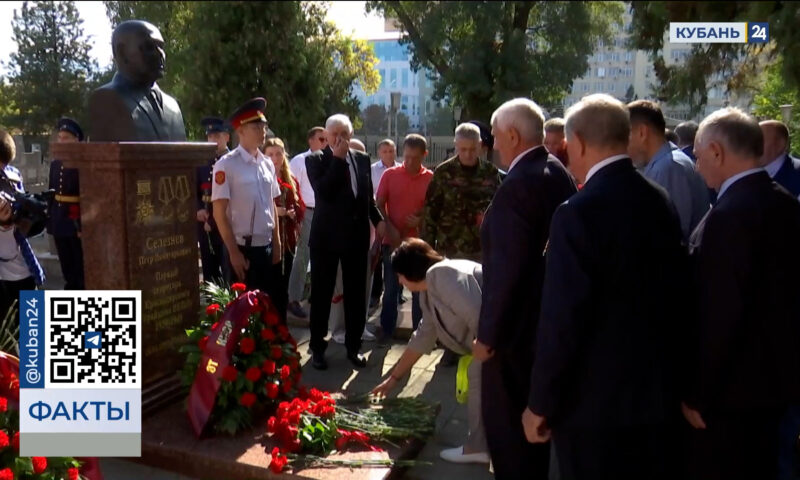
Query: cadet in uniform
197 116 229 284
421 123 502 263
47 117 84 290
211 98 282 299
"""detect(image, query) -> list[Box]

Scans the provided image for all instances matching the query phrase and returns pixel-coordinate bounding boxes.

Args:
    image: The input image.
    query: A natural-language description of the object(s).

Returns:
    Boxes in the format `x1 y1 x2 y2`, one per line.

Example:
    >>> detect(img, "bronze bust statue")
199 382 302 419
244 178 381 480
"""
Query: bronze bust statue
88 20 186 141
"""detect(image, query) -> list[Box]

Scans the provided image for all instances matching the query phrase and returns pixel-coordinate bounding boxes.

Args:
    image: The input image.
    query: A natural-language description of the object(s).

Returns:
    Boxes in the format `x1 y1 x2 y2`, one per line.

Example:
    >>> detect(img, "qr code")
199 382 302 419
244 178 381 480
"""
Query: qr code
47 293 140 387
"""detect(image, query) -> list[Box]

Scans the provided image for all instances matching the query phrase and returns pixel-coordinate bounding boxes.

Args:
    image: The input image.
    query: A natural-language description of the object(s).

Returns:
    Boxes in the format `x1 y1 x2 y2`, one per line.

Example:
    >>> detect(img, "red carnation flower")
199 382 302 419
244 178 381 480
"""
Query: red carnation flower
0 397 6 413
231 283 247 292
211 322 219 331
205 304 221 315
282 380 293 394
245 367 261 382
335 435 348 451
0 430 9 448
222 365 238 382
280 365 291 380
11 432 18 451
271 345 282 360
265 310 280 326
67 468 80 480
198 336 208 351
269 448 288 473
266 383 279 399
261 328 276 341
239 392 257 408
0 468 13 480
262 359 276 375
240 337 256 355
32 457 47 474
267 416 277 433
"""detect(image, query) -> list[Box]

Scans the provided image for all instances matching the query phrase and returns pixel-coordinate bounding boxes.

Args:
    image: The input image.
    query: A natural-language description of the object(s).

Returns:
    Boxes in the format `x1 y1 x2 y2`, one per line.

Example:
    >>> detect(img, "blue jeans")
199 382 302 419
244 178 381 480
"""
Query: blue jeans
380 244 421 335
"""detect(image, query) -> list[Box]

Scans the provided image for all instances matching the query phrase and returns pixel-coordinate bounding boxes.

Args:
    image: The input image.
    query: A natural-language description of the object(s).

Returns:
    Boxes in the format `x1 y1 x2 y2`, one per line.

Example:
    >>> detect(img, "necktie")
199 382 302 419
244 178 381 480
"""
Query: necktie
347 153 358 197
148 89 163 120
13 229 44 286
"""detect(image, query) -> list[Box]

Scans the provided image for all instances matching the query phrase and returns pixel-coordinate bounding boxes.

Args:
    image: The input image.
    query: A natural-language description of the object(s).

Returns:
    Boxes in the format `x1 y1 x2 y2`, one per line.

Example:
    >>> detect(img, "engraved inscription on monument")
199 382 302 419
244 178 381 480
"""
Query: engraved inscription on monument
127 169 199 384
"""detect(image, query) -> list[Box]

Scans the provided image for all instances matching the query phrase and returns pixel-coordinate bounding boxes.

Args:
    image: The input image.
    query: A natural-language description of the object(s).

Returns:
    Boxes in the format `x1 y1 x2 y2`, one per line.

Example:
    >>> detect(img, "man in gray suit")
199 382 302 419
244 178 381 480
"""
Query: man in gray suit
372 238 489 466
88 20 186 141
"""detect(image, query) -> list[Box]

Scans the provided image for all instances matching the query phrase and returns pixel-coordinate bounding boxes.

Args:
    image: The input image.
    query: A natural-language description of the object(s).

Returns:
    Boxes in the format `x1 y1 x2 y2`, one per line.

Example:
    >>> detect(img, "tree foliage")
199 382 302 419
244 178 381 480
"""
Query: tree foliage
103 1 380 150
359 104 388 135
629 1 800 114
1 1 98 134
366 1 624 122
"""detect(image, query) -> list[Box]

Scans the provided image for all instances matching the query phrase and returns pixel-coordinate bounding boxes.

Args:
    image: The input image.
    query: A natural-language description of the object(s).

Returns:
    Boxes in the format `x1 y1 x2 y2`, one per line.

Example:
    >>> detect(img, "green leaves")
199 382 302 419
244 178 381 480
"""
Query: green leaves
629 1 800 113
2 1 99 134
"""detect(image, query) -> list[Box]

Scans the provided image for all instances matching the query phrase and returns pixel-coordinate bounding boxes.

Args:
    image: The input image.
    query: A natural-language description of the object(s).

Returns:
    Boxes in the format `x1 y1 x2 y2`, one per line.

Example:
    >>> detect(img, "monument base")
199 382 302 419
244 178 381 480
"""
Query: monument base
135 402 428 480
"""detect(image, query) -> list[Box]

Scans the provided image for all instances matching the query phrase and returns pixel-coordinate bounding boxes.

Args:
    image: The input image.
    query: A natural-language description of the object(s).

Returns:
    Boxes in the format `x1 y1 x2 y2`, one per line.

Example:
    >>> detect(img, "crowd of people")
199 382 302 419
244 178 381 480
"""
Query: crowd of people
0 89 799 479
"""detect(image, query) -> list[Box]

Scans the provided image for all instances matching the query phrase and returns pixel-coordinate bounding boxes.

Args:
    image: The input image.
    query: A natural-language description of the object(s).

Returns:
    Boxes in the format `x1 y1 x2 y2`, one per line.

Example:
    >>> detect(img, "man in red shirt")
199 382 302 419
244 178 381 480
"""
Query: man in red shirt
376 134 434 343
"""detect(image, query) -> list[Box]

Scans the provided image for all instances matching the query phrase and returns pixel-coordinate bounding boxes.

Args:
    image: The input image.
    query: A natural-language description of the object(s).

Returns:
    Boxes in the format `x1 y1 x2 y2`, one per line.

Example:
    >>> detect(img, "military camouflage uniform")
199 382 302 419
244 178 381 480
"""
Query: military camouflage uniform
421 156 502 262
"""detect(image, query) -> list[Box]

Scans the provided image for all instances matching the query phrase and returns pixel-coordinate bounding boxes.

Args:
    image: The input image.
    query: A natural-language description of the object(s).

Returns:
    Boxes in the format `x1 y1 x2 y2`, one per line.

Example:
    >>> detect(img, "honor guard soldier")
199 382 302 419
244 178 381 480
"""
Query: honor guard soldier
211 98 282 300
47 117 84 290
197 116 230 283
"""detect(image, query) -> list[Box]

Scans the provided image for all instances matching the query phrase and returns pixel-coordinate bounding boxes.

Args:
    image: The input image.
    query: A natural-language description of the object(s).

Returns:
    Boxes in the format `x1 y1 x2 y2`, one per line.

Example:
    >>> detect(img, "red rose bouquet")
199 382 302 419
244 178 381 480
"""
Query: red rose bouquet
181 283 302 435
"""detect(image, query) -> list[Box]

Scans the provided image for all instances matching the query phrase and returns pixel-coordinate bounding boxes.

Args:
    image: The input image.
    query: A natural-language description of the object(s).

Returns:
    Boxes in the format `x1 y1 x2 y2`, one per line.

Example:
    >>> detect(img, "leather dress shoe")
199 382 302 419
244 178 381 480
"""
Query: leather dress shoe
311 351 328 370
347 352 367 368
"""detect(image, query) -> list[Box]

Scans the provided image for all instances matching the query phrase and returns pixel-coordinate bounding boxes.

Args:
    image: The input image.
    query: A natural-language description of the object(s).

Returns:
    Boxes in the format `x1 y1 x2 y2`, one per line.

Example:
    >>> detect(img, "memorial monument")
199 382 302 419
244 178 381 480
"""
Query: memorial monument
88 20 186 142
53 19 213 413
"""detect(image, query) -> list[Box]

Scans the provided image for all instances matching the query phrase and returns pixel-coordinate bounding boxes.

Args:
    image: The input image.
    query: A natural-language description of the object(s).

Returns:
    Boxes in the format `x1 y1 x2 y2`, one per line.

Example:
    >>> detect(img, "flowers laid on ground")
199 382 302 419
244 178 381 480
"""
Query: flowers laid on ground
0 353 84 480
266 389 437 473
181 283 302 435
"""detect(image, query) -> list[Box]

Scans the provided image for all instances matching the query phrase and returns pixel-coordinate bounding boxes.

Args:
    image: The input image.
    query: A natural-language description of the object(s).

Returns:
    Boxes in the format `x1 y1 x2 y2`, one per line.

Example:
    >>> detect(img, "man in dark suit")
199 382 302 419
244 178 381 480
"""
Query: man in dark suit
305 114 385 370
684 108 800 480
472 98 576 479
525 94 686 480
760 120 800 199
88 20 186 141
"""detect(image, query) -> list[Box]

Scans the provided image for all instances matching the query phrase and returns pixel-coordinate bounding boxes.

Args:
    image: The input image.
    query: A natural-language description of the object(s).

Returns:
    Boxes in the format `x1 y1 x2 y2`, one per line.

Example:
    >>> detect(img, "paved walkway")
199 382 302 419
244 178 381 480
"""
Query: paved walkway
30 236 493 479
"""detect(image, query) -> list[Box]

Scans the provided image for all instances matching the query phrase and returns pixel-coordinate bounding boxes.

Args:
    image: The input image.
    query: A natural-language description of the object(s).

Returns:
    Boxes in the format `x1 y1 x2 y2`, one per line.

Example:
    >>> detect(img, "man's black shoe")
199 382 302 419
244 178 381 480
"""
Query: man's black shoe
347 352 367 369
311 351 328 370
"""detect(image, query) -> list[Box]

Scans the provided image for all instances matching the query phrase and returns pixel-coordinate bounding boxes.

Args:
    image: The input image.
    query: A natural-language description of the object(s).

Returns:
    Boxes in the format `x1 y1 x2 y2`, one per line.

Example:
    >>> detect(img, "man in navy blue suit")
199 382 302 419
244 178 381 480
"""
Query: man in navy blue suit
760 120 800 199
472 98 576 479
685 109 800 480
525 94 686 479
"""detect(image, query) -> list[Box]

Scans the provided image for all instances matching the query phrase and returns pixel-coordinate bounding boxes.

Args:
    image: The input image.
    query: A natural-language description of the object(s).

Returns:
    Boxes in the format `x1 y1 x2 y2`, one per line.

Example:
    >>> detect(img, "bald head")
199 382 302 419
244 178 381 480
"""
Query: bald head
112 20 166 87
759 120 790 166
349 138 366 153
694 107 763 191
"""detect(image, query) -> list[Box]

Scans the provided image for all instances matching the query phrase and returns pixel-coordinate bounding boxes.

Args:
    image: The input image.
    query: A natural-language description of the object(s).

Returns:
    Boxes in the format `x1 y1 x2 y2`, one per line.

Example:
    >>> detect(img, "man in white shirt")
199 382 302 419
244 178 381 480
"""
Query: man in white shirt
369 139 400 307
286 126 327 318
212 97 281 297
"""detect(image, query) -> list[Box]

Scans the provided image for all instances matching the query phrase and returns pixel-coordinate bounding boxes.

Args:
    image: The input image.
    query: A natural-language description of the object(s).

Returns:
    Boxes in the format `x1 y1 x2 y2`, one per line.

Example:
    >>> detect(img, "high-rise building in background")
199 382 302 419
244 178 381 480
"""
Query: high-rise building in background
352 39 437 133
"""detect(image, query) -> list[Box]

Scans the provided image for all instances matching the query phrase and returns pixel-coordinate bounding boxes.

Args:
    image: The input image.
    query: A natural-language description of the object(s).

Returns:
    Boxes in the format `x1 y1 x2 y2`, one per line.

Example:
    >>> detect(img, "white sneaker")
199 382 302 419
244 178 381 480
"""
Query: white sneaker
332 332 346 344
361 329 376 341
439 446 491 464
